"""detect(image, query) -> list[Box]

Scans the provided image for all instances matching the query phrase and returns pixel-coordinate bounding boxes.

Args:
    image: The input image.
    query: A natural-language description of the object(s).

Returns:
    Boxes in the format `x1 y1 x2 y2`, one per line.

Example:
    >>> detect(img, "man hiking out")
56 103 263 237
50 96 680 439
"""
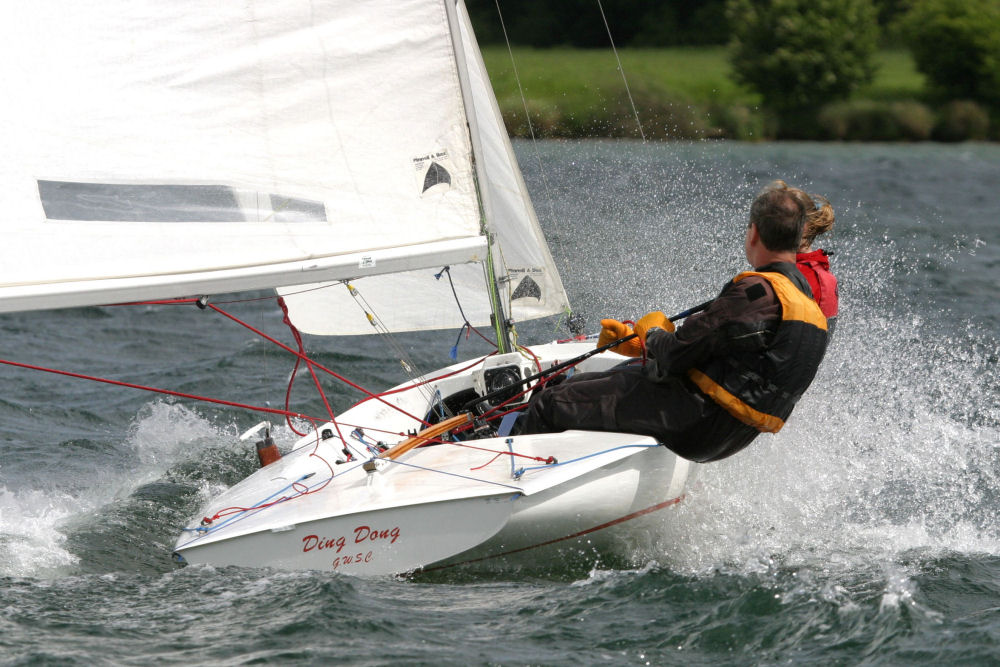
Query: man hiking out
514 181 830 463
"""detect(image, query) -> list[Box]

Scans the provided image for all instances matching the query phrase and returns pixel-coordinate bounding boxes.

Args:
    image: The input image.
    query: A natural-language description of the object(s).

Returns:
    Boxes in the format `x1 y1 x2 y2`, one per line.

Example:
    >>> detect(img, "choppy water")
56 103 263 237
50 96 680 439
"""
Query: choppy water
1 141 998 665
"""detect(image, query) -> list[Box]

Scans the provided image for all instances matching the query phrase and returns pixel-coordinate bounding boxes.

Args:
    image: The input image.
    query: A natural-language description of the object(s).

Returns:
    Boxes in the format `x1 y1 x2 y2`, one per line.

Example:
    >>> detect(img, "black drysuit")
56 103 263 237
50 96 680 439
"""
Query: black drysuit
515 262 826 462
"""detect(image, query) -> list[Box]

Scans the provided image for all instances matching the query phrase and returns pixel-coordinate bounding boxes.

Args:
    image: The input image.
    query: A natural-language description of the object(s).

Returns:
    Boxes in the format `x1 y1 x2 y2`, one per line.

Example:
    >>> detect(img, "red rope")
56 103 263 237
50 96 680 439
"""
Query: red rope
119 297 430 426
43 298 565 470
205 302 430 427
202 430 337 525
0 357 320 422
276 296 340 438
116 299 511 431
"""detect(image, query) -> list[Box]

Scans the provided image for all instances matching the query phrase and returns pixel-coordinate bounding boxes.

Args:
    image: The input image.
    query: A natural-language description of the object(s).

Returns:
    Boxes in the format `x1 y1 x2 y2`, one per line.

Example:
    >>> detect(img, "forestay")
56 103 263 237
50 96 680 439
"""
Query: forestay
0 0 498 312
279 2 569 335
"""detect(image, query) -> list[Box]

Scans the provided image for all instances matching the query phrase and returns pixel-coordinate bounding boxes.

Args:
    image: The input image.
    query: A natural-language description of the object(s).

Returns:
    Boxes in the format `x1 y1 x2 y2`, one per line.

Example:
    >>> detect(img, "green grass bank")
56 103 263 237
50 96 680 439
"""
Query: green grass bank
482 47 993 141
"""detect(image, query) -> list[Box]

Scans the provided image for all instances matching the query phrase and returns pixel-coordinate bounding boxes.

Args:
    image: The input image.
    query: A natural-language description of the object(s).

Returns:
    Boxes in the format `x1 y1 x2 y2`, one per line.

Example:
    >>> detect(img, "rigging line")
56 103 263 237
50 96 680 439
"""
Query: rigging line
277 297 342 439
199 447 338 531
491 0 562 243
438 266 471 324
384 457 524 492
345 282 425 372
0 356 321 423
343 282 435 403
216 283 334 305
213 281 346 305
281 343 309 437
206 303 430 427
197 421 341 533
197 474 316 530
443 438 553 464
357 353 493 404
489 241 536 366
185 474 313 534
596 0 646 142
514 442 659 478
361 425 554 465
438 266 496 348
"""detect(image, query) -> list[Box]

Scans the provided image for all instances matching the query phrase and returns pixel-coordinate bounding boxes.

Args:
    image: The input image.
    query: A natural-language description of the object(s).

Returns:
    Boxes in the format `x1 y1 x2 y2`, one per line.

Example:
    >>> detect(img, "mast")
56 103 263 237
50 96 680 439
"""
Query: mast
444 0 514 354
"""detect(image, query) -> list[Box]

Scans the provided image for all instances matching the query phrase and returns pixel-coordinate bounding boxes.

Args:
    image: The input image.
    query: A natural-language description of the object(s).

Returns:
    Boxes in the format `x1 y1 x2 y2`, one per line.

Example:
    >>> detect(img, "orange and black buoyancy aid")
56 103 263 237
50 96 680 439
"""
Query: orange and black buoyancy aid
687 266 828 433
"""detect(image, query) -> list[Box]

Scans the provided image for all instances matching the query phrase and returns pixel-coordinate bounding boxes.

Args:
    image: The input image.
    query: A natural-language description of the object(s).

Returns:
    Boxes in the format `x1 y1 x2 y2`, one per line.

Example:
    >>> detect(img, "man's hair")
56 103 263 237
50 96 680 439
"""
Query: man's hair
749 180 810 252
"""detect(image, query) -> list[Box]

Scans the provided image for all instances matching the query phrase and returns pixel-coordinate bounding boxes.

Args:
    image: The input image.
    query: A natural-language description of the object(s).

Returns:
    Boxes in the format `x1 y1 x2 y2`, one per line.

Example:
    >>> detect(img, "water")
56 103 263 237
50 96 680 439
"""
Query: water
1 141 998 665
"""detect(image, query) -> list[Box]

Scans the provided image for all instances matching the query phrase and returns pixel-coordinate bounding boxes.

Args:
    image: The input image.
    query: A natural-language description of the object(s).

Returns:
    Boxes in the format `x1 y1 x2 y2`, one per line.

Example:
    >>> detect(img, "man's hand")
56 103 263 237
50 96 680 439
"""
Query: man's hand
597 319 642 357
634 311 675 343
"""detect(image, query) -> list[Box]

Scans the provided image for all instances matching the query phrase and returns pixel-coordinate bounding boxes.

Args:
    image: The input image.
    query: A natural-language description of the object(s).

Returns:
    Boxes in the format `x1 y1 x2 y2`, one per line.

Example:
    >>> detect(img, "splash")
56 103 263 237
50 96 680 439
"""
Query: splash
0 486 81 577
654 221 1000 579
0 401 259 578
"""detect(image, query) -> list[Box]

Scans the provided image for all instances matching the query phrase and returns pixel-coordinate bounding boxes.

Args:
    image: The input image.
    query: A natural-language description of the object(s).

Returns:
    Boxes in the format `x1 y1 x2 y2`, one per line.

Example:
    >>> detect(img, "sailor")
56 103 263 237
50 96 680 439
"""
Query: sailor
514 181 829 462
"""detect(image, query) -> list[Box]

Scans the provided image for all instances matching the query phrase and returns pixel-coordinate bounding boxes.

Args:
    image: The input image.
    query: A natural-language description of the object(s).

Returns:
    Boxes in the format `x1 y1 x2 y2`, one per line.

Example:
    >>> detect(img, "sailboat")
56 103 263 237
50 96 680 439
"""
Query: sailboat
0 0 693 574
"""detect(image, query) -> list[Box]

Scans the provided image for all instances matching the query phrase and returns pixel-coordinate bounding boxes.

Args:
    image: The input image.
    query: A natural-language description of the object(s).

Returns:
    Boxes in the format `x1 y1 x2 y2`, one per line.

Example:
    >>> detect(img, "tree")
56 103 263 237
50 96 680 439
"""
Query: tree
727 0 879 135
465 0 729 47
901 0 1000 107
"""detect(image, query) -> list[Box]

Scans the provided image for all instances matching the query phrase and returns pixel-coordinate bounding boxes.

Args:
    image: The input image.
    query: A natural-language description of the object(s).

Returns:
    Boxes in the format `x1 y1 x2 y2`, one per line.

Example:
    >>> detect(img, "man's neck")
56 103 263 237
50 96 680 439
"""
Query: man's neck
753 250 796 268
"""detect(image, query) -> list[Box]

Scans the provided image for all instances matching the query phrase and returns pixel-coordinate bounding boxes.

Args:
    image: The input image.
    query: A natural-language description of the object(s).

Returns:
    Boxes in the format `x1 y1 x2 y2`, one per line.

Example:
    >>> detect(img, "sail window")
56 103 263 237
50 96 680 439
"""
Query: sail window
37 181 327 223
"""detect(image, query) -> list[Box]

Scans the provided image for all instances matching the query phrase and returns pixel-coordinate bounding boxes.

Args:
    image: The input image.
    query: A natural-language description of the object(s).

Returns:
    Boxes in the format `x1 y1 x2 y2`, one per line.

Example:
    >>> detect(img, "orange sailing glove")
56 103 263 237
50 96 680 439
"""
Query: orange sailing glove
597 319 642 357
634 311 674 343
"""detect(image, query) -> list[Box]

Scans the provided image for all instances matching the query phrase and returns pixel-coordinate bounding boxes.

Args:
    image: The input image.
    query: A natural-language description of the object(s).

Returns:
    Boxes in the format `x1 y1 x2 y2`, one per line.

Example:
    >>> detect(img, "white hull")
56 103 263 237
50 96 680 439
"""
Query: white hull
174 342 694 575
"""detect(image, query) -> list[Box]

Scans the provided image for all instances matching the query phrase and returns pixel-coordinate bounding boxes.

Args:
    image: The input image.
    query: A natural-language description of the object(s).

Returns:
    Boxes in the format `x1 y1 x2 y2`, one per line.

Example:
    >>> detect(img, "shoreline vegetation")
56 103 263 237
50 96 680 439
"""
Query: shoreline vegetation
483 47 994 141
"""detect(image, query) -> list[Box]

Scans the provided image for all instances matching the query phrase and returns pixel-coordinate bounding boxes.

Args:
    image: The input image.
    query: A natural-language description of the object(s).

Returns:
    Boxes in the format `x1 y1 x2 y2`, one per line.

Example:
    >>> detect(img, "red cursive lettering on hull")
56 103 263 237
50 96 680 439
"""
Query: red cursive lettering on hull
301 534 346 553
332 551 374 569
301 525 401 556
353 525 401 544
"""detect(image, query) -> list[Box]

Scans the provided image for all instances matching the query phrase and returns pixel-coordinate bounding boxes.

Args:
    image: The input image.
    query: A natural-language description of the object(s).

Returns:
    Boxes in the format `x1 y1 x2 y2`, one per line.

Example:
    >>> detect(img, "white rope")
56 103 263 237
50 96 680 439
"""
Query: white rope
343 281 435 403
596 0 646 142
491 0 560 233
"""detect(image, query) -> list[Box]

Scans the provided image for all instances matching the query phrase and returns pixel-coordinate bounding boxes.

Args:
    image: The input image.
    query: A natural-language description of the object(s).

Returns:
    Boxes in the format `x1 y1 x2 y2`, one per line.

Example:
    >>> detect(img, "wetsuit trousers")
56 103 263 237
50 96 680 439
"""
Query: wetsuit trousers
516 365 760 462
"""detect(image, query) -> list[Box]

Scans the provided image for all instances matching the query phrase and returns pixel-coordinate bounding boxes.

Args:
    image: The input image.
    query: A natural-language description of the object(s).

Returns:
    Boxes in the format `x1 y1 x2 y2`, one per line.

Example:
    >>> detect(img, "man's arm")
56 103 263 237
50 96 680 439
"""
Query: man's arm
644 276 781 381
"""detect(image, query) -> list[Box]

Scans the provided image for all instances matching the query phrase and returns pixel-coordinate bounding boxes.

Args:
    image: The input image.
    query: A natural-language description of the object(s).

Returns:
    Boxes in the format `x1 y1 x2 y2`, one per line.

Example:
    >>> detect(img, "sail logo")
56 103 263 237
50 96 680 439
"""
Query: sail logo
508 268 545 301
413 150 454 196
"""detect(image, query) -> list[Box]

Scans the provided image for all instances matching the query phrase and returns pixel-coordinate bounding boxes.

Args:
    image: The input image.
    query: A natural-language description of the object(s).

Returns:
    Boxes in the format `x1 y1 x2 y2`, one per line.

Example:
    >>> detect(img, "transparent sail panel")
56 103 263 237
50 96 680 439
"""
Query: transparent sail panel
38 181 327 223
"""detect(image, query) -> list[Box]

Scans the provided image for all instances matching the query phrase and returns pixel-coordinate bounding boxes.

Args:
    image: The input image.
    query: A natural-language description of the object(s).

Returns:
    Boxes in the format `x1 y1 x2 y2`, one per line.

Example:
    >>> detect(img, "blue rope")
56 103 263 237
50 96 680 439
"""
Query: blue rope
506 438 516 478
350 428 385 457
180 468 335 538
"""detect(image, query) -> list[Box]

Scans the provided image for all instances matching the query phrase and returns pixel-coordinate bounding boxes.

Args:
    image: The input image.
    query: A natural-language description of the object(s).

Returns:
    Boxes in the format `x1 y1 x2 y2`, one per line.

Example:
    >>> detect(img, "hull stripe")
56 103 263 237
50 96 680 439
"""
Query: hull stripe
422 495 684 572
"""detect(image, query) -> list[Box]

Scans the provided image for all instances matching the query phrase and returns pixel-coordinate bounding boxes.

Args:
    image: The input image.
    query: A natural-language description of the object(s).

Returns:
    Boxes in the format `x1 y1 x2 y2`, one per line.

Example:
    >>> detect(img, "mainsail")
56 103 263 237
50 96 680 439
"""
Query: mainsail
278 1 569 335
0 0 529 313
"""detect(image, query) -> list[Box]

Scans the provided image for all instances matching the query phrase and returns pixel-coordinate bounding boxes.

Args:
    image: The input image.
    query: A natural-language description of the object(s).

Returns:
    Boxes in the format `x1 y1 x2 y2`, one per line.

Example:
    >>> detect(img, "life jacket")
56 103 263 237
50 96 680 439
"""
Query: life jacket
687 266 827 433
796 249 838 319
